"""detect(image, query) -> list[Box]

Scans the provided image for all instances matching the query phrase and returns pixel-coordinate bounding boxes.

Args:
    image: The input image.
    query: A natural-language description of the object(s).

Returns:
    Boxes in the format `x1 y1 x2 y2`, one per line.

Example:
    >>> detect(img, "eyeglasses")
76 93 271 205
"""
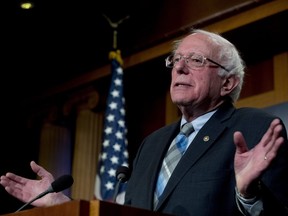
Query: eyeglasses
165 53 229 72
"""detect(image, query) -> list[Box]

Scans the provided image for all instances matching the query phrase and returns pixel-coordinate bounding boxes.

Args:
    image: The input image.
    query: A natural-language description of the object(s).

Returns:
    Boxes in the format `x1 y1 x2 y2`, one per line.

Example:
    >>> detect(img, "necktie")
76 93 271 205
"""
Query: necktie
154 123 194 208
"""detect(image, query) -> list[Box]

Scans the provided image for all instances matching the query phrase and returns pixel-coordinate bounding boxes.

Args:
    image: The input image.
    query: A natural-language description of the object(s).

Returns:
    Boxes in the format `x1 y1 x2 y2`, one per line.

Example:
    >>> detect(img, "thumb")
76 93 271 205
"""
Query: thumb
30 161 42 174
30 161 53 180
234 131 249 154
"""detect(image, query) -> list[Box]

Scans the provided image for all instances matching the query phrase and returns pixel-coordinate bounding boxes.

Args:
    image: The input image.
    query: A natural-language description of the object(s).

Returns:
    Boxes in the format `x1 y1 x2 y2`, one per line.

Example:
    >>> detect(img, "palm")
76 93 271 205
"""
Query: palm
233 119 284 194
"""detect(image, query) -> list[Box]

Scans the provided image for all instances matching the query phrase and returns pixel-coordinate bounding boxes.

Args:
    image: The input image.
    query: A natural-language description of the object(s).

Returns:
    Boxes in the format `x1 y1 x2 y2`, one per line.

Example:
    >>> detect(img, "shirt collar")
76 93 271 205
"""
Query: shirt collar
181 109 217 132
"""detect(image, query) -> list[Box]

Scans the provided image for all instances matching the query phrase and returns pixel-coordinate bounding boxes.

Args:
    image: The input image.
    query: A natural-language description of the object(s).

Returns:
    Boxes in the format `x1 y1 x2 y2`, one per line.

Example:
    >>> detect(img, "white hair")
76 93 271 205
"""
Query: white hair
172 28 246 102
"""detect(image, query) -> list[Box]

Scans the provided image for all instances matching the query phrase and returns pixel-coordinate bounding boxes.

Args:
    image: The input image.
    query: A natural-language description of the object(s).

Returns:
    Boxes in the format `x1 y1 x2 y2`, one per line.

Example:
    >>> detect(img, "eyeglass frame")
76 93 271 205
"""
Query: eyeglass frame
165 53 229 72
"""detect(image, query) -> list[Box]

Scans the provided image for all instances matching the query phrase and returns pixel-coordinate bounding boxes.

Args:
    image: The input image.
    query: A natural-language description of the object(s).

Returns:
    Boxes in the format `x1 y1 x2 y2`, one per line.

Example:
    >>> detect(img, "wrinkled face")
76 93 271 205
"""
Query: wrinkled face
170 33 227 109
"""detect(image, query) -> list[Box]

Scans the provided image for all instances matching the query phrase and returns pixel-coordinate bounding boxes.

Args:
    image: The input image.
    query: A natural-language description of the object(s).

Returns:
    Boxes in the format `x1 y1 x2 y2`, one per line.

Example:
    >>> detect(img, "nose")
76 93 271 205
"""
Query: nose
174 58 190 74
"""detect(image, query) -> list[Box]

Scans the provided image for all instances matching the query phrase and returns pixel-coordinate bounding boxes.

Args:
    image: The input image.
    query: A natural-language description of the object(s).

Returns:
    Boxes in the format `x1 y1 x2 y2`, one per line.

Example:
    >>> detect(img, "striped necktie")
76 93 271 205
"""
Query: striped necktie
154 123 194 209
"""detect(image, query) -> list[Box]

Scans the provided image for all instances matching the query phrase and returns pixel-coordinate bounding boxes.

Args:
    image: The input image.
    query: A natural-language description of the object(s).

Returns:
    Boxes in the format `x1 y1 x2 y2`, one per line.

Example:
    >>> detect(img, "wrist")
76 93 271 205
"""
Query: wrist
236 181 260 199
237 190 255 199
51 192 71 205
235 187 258 204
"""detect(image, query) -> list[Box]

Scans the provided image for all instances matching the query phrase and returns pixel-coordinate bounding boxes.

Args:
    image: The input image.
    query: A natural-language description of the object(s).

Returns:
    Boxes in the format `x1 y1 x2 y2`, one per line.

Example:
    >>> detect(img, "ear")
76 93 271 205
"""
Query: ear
220 76 240 96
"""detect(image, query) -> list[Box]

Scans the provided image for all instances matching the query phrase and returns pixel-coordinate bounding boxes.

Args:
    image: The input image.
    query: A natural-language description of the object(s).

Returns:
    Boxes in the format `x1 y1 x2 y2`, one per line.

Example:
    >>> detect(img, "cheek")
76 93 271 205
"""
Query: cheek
197 75 221 95
171 70 178 79
196 75 210 90
208 78 224 96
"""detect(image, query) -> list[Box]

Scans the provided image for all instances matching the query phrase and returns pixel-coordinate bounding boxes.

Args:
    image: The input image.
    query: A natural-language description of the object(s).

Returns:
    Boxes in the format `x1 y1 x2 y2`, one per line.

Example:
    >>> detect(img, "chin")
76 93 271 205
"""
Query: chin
172 98 192 106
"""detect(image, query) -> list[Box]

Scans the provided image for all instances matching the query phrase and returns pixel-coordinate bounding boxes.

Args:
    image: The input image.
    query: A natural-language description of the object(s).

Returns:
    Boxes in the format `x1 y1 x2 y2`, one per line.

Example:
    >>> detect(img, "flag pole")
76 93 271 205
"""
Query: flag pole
102 14 130 50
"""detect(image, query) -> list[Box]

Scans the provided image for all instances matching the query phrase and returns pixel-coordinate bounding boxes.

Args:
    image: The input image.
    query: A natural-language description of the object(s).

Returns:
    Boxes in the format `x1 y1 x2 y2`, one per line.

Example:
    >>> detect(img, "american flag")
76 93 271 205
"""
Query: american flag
95 53 129 204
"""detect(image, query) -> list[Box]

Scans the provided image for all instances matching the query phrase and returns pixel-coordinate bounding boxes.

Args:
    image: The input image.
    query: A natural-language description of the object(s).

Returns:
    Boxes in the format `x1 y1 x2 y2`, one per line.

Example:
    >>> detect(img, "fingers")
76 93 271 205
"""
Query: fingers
0 173 28 201
2 172 29 186
263 119 281 144
261 119 284 158
0 175 11 188
264 135 284 162
233 118 284 164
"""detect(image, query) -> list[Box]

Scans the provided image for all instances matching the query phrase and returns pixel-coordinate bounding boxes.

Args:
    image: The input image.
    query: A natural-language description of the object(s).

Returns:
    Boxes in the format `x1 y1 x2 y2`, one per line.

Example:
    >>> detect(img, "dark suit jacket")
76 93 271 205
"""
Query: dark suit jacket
124 102 288 216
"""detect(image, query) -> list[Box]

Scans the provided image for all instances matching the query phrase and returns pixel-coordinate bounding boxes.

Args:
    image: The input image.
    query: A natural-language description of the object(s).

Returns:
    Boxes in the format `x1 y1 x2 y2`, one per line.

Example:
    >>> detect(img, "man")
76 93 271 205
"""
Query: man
1 29 288 216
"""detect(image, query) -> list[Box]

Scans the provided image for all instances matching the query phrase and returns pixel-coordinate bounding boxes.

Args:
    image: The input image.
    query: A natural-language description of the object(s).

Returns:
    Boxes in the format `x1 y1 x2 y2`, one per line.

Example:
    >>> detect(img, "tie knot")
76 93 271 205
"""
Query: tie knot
180 123 194 137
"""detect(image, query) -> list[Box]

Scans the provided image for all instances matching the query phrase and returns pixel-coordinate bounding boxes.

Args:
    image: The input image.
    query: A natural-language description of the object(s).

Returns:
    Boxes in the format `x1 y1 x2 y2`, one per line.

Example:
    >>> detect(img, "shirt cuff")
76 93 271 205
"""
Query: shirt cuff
235 187 263 216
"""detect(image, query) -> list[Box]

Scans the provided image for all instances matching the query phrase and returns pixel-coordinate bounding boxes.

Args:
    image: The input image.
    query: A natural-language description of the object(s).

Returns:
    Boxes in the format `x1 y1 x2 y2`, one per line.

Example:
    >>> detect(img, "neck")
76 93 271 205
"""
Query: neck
179 100 226 122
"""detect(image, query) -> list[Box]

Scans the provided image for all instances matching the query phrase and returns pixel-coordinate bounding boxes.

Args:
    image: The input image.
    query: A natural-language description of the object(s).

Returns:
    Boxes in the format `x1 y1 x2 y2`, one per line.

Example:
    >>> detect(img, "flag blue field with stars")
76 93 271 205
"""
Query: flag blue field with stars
95 53 129 204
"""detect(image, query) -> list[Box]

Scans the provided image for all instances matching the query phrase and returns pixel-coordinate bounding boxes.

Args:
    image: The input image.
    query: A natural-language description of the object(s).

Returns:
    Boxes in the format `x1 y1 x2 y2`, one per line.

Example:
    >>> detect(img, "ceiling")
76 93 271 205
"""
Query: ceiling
3 0 161 97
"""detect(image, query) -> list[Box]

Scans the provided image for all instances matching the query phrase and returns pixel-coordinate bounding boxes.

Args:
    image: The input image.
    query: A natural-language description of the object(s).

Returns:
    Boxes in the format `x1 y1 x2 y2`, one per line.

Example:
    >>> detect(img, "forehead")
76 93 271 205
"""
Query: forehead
176 33 214 57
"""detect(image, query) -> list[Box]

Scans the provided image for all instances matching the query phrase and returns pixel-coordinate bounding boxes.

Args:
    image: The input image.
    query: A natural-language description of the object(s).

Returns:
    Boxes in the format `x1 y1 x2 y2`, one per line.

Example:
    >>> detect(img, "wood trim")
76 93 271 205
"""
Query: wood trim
274 52 288 102
90 200 100 216
36 0 288 99
236 52 288 108
205 0 288 33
